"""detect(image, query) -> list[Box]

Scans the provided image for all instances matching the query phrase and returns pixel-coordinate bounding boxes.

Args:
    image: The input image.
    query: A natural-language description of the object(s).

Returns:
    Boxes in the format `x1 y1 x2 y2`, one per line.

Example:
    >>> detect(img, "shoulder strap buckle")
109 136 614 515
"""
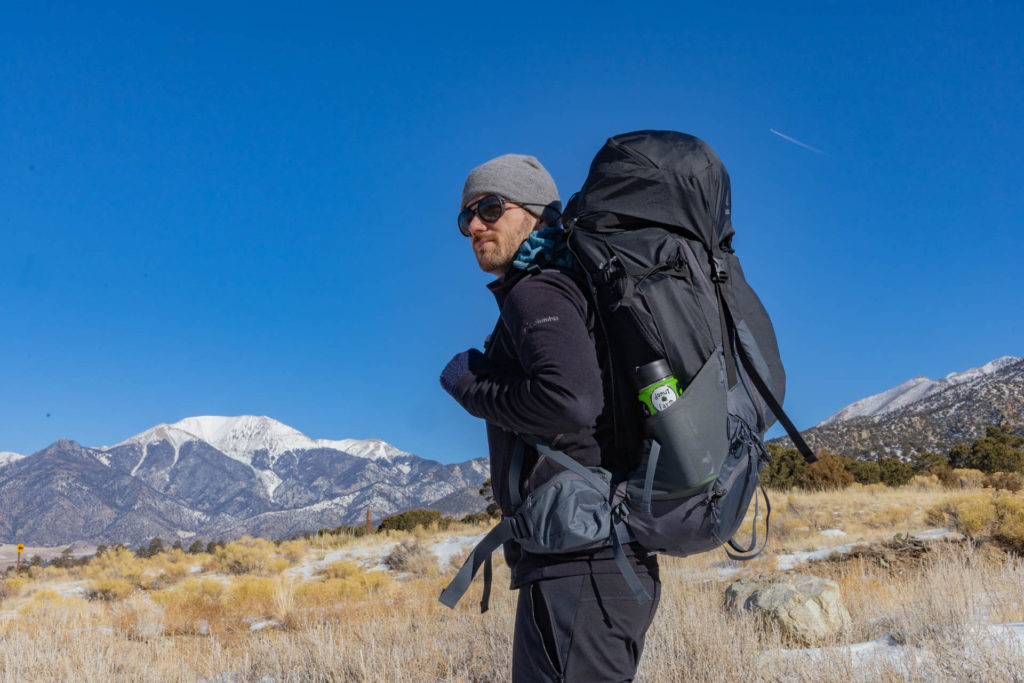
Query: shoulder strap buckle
711 257 729 283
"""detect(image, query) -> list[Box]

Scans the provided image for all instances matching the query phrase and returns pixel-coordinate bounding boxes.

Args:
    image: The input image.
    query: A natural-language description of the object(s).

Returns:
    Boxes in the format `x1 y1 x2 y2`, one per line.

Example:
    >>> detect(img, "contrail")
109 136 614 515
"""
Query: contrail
769 128 828 155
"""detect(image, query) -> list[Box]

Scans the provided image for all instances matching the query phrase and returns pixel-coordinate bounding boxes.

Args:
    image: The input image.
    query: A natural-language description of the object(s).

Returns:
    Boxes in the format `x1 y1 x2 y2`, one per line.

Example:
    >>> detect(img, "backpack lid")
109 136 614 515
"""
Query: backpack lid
563 131 735 253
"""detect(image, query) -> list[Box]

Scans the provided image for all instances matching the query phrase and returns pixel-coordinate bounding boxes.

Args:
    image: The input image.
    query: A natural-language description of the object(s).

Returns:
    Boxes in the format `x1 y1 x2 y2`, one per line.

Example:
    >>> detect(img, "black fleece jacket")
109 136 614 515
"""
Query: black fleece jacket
450 267 656 588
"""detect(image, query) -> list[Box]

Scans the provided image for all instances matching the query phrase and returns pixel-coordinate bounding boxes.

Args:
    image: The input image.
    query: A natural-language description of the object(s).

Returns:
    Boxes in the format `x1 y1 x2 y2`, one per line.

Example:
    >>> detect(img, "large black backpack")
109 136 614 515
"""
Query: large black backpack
440 131 815 611
562 131 815 565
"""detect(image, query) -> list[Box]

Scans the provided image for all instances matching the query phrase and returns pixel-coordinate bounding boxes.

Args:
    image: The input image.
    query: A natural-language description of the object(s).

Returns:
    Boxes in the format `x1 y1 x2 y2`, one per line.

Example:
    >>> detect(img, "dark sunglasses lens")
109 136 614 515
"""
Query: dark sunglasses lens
457 209 473 236
477 196 504 222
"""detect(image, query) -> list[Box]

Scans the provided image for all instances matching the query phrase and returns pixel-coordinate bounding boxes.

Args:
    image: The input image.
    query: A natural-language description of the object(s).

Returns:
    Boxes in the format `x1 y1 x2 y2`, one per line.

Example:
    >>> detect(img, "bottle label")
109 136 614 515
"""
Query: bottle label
650 384 678 412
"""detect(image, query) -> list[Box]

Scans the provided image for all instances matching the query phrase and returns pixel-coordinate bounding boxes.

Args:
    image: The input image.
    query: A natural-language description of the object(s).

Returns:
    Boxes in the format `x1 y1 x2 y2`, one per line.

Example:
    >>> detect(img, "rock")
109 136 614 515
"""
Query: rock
724 573 851 645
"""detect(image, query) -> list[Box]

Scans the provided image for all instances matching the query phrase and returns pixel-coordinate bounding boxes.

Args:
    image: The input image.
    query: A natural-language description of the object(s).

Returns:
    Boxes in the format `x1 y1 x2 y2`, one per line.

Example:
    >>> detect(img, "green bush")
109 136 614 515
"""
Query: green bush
877 457 915 487
795 452 854 491
846 459 881 485
910 450 949 473
762 445 808 490
376 509 451 533
948 425 1024 474
460 512 494 525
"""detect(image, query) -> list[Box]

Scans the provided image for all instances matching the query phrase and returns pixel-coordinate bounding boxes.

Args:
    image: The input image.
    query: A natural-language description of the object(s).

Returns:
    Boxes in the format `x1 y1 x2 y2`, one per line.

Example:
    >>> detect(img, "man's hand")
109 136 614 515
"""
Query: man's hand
440 349 489 397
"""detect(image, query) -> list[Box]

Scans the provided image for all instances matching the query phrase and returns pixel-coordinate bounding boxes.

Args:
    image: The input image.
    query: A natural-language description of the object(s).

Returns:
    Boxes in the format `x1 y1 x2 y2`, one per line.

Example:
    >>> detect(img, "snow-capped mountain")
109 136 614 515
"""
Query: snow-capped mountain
110 416 404 465
775 356 1024 459
0 417 488 546
817 356 1021 426
0 452 25 467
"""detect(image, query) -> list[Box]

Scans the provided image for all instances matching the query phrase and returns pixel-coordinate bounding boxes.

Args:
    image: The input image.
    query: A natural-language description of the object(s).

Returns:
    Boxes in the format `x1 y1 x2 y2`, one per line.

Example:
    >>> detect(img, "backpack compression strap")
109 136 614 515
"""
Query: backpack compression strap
439 438 529 613
724 484 772 560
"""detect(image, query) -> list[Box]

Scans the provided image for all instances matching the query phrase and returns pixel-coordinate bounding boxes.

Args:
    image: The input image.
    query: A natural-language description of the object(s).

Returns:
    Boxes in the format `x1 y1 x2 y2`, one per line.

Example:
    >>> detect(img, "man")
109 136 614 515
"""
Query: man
440 154 660 682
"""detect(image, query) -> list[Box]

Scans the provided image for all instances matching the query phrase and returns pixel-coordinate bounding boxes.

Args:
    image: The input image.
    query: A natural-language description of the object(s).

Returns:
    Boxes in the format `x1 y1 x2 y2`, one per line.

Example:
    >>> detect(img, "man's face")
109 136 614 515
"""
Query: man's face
464 195 540 276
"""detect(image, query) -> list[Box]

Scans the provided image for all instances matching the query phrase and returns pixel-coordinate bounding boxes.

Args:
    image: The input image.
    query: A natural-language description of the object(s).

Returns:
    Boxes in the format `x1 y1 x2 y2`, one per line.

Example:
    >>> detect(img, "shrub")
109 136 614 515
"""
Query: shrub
82 547 155 587
152 578 226 635
933 491 1024 552
983 471 1024 493
88 577 134 601
278 539 307 564
846 459 881 485
460 512 494 525
910 450 949 473
226 576 280 615
384 539 438 576
877 457 915 487
762 445 807 490
795 452 854 491
376 509 448 533
3 577 32 597
951 468 986 489
213 536 278 575
948 425 1024 473
992 493 1024 553
294 573 391 606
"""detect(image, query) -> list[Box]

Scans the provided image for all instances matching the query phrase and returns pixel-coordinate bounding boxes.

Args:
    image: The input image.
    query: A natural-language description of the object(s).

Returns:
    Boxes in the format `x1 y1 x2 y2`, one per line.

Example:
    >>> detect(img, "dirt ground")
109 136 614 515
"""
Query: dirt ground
0 542 96 570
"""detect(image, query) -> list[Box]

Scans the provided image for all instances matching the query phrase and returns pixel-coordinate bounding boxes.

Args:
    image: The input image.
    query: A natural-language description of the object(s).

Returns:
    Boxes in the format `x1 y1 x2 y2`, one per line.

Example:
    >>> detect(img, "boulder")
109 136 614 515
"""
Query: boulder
724 573 851 645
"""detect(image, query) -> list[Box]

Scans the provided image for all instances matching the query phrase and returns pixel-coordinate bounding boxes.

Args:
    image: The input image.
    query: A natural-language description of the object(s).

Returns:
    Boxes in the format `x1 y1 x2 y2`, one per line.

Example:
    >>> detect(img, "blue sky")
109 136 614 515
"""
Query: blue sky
2 2 1021 462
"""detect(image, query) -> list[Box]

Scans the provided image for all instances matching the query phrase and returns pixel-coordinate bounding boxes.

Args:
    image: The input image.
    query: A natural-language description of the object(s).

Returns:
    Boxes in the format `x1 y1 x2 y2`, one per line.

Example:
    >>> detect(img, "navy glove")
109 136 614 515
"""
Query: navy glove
440 348 488 397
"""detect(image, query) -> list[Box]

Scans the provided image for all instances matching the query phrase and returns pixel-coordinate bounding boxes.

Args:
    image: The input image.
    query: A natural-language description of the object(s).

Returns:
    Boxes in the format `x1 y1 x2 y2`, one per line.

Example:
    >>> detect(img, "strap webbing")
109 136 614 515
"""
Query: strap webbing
715 281 739 388
612 521 651 603
725 485 772 561
534 444 610 493
641 441 661 514
439 519 514 612
736 348 816 464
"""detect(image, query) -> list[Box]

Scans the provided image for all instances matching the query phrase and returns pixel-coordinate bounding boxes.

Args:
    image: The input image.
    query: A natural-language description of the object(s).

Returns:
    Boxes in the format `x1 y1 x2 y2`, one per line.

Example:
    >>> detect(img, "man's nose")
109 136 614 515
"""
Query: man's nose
468 215 489 235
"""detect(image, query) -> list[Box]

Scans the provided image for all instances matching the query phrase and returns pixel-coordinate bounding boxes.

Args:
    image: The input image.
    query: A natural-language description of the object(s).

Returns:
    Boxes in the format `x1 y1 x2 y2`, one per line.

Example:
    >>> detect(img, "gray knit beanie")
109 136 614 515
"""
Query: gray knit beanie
461 154 561 223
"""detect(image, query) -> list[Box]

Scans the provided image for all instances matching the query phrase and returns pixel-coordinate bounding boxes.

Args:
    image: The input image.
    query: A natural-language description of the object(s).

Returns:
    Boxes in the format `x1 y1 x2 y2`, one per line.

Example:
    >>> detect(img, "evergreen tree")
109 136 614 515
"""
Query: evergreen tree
948 424 1024 473
762 445 808 490
877 457 915 487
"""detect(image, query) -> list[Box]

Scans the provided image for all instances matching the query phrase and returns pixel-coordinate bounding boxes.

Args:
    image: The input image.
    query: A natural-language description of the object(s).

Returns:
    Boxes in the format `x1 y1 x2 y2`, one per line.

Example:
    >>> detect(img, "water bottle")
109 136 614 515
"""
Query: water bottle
636 360 682 416
635 359 719 496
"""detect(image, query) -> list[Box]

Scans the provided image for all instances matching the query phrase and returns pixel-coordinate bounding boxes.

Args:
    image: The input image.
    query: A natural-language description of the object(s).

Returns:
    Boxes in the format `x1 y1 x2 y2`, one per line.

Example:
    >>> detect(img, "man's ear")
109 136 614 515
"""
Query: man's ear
540 203 562 228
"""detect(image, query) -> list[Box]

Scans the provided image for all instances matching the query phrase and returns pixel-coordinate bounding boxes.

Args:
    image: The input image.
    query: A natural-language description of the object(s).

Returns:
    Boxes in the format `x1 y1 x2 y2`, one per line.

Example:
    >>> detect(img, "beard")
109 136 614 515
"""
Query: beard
472 212 537 276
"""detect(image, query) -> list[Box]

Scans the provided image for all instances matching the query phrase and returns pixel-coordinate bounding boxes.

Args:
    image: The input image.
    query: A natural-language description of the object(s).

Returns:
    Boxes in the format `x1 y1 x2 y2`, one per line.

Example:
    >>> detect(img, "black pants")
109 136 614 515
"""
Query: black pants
512 573 661 682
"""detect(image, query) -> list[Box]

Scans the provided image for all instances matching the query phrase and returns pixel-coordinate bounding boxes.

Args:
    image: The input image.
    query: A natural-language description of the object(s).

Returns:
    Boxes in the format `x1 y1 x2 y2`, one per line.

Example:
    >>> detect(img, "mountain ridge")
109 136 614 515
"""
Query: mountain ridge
776 356 1024 459
0 417 488 546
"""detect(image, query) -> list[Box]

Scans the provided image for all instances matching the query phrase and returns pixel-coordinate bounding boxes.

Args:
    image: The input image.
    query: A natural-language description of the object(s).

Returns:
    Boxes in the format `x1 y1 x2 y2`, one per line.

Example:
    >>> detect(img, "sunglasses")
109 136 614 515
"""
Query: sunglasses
457 195 550 236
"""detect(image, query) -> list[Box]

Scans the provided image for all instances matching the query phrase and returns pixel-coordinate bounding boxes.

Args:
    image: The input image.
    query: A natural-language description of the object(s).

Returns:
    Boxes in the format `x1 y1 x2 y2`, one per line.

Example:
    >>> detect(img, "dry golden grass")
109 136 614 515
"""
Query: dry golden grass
0 483 1021 681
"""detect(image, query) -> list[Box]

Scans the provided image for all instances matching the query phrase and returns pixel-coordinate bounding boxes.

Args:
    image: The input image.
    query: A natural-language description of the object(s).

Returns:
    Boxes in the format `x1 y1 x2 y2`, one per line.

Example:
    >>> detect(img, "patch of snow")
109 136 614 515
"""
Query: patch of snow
767 634 926 672
53 581 90 599
430 533 486 567
287 544 396 581
317 438 411 461
817 356 1021 426
775 543 860 571
768 623 1024 673
249 620 285 632
256 468 283 500
820 529 847 537
910 528 964 541
0 452 25 467
775 529 962 570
